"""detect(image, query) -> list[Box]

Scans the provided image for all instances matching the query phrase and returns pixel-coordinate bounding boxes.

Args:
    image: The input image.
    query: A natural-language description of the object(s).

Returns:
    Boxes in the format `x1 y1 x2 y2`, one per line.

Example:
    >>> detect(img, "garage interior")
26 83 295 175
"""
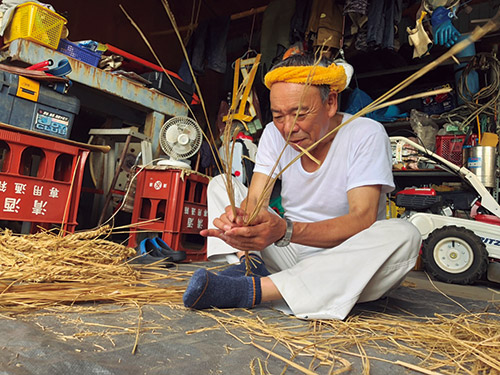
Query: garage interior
0 0 499 374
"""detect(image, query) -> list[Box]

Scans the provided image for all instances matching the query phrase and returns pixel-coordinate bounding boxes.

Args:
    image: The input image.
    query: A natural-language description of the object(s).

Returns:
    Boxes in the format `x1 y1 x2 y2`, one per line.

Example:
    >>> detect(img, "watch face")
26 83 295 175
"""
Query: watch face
275 238 289 247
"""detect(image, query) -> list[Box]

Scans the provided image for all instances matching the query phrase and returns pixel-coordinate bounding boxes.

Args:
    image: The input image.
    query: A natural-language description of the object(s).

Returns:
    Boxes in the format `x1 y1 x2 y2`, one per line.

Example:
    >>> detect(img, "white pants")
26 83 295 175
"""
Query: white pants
207 175 422 320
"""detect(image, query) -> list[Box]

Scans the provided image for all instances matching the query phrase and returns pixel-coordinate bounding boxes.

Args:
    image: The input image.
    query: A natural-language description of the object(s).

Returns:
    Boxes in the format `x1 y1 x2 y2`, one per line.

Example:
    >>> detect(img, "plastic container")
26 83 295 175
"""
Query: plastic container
3 2 67 49
128 167 209 262
57 39 102 67
0 124 90 233
141 71 194 103
435 134 466 166
0 71 80 139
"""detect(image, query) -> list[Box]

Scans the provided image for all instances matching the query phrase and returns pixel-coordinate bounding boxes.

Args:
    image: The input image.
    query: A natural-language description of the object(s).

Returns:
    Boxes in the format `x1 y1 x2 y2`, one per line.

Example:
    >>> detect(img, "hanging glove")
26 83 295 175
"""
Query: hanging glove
431 6 461 48
407 19 433 58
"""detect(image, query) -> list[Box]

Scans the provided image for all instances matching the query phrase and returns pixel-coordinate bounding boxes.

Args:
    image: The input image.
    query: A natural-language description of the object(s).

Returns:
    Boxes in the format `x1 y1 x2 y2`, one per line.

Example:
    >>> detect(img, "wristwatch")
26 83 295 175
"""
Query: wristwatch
274 217 293 247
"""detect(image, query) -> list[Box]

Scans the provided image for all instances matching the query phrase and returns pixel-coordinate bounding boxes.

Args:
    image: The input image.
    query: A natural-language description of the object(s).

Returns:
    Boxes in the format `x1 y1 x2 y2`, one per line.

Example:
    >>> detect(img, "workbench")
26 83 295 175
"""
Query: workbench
0 39 188 152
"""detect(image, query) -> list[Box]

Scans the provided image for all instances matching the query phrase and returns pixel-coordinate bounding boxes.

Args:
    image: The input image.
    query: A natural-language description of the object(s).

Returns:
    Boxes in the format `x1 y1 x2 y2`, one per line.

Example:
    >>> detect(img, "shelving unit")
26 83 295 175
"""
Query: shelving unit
351 54 499 203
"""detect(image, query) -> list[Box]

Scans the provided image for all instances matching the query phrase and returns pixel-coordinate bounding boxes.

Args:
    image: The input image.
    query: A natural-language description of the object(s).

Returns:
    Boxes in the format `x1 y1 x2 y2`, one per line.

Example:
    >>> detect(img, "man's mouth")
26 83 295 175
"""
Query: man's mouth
289 139 304 147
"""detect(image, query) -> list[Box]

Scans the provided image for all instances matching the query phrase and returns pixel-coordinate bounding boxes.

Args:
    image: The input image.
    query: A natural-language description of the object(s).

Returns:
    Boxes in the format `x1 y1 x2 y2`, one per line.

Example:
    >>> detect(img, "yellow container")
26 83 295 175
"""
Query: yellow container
3 2 67 49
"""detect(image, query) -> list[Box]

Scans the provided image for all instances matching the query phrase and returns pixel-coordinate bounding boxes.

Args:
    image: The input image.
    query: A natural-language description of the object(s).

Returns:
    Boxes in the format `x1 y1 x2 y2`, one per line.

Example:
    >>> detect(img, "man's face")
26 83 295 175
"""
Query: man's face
269 82 338 153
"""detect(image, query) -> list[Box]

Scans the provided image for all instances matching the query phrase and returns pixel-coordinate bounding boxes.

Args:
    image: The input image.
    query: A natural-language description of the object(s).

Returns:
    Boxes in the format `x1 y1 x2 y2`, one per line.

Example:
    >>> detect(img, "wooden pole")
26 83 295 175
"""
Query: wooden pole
150 6 267 37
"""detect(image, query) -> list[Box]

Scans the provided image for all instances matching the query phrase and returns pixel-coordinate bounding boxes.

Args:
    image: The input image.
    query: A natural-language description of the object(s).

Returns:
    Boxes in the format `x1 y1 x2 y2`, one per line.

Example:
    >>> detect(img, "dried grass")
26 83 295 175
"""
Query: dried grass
0 226 189 313
1 226 498 373
200 308 500 375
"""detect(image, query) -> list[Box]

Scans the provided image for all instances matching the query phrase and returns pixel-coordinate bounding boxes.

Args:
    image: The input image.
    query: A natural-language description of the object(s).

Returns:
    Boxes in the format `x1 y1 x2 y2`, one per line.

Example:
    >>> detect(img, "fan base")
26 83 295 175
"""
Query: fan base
157 159 192 169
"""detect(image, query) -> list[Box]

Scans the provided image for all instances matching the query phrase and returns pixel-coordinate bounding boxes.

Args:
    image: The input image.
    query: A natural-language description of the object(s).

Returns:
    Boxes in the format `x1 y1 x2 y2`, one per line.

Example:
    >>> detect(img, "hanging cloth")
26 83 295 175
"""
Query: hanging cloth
260 0 296 74
407 13 433 58
307 0 343 50
178 16 230 85
343 0 368 37
289 0 313 44
365 0 402 50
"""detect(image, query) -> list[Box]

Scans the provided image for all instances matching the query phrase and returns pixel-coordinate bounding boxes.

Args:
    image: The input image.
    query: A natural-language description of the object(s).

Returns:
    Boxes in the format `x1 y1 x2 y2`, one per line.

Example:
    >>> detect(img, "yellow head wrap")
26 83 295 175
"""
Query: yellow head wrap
264 63 347 92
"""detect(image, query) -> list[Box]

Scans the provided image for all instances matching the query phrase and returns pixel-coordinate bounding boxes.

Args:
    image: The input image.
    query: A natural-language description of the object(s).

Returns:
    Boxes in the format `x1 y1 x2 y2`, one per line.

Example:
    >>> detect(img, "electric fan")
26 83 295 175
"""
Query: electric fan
158 116 203 169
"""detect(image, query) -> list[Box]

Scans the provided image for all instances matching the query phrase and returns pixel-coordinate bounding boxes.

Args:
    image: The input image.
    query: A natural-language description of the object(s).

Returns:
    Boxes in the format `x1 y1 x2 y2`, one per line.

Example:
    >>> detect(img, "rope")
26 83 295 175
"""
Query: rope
438 52 500 136
248 12 257 52
183 0 202 45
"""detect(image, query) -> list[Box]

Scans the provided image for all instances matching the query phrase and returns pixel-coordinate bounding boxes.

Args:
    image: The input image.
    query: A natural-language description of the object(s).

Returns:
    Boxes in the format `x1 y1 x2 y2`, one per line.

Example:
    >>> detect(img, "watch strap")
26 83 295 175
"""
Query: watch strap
274 217 293 247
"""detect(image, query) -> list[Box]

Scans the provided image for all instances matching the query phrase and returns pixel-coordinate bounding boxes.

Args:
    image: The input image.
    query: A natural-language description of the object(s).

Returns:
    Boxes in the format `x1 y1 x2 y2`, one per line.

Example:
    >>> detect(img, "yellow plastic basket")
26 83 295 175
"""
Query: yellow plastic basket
3 2 67 49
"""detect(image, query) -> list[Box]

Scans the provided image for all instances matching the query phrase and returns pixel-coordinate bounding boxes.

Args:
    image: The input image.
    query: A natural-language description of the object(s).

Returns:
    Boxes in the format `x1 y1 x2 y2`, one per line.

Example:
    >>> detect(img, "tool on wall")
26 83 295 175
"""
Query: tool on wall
223 53 262 134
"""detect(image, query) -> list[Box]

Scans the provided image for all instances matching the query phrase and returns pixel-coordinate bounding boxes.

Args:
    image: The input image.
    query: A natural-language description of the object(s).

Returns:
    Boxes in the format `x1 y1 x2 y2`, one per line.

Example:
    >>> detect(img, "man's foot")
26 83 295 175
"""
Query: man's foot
183 269 262 309
218 253 270 277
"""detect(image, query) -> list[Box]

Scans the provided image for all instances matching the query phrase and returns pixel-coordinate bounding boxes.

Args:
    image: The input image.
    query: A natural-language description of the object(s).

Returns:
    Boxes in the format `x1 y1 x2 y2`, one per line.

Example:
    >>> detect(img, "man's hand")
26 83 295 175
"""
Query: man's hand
200 206 286 251
200 205 246 239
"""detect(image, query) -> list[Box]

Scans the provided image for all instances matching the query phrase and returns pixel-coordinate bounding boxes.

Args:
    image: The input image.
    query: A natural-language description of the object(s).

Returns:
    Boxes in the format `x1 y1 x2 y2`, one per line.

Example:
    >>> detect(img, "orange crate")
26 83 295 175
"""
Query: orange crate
3 2 66 49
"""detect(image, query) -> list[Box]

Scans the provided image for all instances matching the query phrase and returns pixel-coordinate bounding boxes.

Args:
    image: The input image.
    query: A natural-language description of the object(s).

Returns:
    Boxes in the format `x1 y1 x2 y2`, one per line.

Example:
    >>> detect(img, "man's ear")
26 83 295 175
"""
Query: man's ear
327 90 338 117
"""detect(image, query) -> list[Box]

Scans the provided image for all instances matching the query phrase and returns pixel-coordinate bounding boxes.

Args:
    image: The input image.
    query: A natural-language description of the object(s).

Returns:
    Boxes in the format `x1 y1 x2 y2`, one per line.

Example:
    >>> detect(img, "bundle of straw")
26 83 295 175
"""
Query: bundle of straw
0 226 137 284
2 221 496 374
0 226 189 313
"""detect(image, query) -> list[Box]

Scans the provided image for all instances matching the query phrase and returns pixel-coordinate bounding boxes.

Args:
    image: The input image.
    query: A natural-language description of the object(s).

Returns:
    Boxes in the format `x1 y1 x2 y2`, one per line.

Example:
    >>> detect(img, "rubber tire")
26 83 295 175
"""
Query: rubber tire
421 225 488 285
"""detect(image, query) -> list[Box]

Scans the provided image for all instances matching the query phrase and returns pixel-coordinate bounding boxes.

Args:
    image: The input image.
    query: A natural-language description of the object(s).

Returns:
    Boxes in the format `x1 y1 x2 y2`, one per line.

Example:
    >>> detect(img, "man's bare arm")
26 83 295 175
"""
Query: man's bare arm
240 172 275 222
291 185 382 248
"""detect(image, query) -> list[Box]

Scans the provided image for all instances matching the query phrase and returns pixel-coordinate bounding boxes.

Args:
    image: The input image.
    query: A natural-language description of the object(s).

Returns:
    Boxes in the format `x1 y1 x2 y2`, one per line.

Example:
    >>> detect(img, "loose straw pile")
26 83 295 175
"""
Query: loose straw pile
200 308 500 375
0 227 189 313
2 225 498 374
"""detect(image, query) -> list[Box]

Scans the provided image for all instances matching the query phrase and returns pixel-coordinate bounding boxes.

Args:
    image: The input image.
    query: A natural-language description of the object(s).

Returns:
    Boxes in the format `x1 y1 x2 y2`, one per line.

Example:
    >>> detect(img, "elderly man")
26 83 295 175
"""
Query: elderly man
183 55 422 320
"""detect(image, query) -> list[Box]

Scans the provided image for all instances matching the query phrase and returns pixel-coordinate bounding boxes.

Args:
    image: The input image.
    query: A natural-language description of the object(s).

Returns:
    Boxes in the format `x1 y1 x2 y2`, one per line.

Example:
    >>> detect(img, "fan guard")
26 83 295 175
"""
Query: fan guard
159 116 203 161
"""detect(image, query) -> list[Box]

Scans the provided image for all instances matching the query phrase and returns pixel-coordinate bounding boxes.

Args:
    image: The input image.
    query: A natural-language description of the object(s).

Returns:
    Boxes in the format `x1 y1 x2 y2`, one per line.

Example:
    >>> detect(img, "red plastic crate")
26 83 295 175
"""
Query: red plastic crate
0 123 89 232
128 167 209 262
435 135 466 166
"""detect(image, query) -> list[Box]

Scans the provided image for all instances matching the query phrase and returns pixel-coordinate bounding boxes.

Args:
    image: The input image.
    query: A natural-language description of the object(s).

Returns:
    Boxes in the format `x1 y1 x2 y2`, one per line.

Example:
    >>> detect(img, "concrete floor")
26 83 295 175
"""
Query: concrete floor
0 266 498 375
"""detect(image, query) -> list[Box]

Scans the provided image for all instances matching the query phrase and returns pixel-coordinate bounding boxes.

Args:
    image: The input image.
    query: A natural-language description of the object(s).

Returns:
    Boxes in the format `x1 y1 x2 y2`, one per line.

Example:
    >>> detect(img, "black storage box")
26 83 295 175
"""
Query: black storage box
141 71 194 103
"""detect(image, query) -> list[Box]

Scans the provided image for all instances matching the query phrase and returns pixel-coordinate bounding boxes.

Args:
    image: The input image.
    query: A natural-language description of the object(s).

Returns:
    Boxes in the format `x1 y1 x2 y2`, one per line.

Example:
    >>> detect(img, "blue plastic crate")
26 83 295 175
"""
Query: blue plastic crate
57 39 102 67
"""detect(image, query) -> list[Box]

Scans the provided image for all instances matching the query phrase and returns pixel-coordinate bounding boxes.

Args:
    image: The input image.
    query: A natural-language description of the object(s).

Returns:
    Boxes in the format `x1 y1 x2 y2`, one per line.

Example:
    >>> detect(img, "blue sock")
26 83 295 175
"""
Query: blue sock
218 253 270 277
183 269 262 309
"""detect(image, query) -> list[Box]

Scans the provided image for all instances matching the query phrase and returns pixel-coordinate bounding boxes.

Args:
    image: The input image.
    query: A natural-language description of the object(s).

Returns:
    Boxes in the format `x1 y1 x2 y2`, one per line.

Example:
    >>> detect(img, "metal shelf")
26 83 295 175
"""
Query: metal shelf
0 39 187 117
356 56 472 80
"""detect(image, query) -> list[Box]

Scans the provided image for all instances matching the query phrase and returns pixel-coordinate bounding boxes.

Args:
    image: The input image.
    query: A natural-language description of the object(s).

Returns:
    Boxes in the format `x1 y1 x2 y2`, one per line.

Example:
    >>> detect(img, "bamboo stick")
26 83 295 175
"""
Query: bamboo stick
369 87 453 113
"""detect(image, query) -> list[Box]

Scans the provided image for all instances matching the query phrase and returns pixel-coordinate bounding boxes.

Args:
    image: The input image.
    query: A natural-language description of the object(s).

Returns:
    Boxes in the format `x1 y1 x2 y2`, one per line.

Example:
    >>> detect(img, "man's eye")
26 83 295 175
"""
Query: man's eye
296 113 307 120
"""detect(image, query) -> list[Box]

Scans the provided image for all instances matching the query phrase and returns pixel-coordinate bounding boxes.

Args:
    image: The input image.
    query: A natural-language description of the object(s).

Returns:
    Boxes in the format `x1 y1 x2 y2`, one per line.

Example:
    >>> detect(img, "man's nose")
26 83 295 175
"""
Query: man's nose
283 115 298 134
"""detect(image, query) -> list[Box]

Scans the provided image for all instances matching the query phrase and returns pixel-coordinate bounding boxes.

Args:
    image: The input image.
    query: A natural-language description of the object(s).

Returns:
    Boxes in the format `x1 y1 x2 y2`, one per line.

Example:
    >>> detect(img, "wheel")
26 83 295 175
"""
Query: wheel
421 225 488 285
